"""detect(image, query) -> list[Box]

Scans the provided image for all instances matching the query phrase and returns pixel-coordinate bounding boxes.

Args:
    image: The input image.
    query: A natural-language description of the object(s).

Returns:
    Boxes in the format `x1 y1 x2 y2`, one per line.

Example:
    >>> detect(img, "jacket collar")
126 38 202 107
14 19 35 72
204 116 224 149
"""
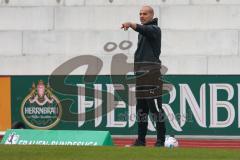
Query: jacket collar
144 18 158 25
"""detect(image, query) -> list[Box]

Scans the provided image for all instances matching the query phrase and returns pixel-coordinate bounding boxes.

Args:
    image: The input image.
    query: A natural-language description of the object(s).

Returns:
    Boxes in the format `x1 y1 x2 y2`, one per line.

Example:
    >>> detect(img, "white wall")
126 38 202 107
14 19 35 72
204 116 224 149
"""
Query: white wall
0 0 240 75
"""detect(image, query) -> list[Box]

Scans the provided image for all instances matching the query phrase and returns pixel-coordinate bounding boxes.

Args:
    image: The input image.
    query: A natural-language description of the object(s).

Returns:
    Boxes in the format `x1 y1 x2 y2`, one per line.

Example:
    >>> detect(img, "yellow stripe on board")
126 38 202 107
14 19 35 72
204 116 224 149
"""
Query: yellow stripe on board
0 77 11 131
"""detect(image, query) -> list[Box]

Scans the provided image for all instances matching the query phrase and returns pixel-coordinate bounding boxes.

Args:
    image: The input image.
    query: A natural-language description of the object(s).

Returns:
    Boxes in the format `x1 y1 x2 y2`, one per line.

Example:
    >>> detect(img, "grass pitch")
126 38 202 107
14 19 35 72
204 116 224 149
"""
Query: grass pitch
0 145 240 160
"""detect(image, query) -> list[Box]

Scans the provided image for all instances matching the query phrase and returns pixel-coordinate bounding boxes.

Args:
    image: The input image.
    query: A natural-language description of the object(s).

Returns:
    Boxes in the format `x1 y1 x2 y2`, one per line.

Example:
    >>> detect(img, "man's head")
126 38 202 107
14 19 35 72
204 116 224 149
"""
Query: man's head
139 5 154 24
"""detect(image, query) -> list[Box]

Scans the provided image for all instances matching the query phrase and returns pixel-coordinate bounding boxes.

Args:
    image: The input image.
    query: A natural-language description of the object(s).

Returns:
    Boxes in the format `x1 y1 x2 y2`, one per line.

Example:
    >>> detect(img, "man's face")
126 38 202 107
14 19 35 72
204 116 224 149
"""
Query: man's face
139 7 153 24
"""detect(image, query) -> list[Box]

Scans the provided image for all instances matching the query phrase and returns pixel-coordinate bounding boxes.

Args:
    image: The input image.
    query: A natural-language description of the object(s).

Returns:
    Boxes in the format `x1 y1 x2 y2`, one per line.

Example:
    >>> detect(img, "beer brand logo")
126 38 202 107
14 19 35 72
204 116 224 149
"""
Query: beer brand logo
21 80 62 129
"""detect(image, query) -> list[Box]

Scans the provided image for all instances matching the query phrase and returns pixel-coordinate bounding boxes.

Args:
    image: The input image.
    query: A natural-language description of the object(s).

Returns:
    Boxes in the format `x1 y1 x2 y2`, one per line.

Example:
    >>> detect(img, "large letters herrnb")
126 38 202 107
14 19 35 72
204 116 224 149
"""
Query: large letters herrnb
9 75 240 137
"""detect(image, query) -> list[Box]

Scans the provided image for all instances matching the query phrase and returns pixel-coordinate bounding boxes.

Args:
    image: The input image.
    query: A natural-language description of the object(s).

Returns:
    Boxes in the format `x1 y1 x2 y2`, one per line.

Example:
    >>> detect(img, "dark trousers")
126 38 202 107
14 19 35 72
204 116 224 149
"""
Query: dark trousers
136 96 166 143
134 67 165 143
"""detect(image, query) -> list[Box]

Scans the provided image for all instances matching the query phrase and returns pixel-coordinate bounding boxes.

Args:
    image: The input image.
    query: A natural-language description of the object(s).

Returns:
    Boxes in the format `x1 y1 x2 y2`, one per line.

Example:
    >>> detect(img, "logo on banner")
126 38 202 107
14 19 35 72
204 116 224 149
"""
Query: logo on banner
5 132 20 144
21 80 62 129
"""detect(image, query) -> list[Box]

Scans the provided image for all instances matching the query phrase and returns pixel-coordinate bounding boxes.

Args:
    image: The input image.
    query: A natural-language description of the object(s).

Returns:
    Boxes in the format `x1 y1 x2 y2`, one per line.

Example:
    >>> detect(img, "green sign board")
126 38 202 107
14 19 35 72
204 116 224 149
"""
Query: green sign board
1 129 113 146
10 75 240 136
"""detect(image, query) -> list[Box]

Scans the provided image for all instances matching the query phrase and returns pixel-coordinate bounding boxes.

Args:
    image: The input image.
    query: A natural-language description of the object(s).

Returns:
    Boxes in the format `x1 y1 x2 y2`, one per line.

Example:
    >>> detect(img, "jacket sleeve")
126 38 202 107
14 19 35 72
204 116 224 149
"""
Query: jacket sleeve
134 24 160 38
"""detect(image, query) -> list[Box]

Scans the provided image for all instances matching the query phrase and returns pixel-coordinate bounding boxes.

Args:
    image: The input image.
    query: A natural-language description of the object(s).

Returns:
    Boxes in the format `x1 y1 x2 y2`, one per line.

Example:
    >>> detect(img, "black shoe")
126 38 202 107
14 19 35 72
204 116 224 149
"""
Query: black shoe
155 140 164 147
131 139 146 146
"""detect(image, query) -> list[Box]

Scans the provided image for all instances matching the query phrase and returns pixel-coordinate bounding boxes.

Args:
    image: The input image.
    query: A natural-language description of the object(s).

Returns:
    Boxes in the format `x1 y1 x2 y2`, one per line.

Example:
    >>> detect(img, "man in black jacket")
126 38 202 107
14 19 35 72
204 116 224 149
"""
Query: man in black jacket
121 6 165 147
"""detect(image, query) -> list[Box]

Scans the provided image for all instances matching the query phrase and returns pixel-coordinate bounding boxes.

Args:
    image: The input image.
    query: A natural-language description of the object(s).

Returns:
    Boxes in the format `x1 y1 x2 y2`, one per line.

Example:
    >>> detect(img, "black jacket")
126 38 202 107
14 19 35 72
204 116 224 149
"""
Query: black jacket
134 18 161 64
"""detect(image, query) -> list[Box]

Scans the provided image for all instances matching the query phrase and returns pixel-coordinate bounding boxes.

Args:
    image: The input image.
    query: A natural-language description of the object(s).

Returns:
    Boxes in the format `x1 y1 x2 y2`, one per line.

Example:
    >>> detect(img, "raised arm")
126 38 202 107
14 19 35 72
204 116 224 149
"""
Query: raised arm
121 22 159 38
